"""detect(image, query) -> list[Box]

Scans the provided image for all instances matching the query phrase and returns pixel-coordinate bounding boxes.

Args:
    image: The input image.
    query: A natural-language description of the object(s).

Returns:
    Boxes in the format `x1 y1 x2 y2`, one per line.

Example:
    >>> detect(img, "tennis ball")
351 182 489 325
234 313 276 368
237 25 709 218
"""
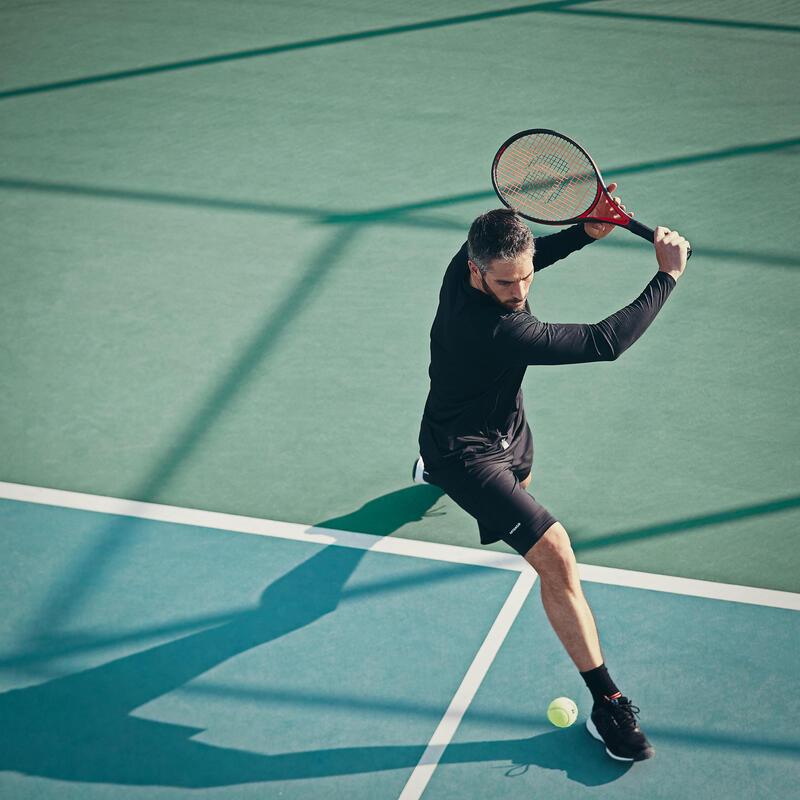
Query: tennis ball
547 696 578 728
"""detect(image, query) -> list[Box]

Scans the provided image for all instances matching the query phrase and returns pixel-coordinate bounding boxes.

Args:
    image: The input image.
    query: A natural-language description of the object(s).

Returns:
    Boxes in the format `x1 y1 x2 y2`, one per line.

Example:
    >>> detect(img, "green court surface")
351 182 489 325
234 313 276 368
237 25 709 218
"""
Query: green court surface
2 1 799 797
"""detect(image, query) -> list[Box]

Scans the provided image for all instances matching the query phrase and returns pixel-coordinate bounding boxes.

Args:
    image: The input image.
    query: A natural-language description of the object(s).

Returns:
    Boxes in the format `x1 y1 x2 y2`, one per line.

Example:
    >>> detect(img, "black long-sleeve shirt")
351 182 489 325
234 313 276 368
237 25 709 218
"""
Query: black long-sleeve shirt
419 225 676 466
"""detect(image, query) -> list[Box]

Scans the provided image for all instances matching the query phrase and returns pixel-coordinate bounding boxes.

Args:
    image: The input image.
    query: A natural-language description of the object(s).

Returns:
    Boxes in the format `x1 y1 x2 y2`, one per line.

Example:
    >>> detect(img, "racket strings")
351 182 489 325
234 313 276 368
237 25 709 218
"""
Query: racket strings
495 133 598 221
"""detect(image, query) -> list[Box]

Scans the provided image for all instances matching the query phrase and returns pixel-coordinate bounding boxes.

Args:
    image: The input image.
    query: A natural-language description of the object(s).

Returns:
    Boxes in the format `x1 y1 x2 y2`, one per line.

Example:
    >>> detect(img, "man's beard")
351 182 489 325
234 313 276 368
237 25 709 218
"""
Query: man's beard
480 273 526 311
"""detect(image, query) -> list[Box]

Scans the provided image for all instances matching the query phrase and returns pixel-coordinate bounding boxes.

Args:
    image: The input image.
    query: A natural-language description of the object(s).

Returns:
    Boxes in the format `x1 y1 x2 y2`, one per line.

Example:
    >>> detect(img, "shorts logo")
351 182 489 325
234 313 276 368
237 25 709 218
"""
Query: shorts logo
508 522 522 536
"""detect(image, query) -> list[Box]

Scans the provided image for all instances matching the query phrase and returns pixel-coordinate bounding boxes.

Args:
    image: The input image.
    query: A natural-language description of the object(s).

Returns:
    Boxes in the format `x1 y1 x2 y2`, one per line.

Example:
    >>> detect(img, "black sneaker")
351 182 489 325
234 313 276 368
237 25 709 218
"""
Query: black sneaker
586 695 654 762
411 456 432 485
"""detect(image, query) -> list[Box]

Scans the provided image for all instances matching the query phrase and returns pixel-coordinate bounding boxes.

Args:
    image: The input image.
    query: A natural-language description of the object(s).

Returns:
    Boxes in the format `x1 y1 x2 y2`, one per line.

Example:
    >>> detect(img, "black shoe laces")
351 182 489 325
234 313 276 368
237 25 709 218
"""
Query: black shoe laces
608 697 641 731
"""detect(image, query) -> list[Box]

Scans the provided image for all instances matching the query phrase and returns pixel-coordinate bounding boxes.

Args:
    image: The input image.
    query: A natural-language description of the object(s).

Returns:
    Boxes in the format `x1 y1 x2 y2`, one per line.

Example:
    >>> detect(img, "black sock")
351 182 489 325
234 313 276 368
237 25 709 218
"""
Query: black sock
580 664 621 705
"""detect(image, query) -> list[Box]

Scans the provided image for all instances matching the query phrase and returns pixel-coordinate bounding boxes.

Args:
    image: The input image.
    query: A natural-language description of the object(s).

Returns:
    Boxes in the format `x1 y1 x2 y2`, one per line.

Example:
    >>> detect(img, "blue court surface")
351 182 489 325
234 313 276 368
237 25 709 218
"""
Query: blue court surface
1 491 798 799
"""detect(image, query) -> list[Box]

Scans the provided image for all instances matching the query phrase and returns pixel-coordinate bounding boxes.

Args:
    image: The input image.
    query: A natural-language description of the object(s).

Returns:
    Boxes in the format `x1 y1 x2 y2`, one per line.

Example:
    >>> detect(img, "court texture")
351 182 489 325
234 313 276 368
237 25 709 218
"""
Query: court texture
1 1 798 798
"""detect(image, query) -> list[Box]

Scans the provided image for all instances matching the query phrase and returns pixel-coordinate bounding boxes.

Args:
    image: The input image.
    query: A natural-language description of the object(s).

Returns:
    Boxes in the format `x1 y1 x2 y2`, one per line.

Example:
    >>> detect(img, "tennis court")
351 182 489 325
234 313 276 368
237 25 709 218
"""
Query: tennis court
2 1 799 797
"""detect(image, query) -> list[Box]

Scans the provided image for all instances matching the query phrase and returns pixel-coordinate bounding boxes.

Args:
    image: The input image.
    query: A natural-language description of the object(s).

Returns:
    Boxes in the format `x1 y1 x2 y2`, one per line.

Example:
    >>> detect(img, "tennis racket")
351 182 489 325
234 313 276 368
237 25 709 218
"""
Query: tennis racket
491 128 691 258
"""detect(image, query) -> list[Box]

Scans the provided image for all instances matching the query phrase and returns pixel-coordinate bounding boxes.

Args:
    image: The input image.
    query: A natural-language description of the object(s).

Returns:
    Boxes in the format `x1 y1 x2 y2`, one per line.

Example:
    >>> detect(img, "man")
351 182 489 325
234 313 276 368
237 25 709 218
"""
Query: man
414 187 690 763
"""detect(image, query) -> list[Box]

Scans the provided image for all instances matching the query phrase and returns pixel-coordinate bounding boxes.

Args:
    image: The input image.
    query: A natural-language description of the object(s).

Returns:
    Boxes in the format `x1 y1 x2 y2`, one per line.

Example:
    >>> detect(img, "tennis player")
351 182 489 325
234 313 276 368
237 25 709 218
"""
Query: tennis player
414 190 689 762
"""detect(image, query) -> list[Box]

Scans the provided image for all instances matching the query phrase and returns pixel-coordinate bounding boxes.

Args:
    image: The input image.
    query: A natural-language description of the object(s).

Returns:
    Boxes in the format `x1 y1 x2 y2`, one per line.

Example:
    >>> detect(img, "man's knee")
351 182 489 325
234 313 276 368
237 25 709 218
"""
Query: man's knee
520 473 532 489
524 522 578 585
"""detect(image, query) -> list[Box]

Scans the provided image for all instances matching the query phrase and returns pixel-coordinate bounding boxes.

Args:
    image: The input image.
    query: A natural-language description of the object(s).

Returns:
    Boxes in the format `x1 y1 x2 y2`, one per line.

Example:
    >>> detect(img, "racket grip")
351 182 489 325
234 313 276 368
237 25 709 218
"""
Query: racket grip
626 218 692 259
625 218 655 242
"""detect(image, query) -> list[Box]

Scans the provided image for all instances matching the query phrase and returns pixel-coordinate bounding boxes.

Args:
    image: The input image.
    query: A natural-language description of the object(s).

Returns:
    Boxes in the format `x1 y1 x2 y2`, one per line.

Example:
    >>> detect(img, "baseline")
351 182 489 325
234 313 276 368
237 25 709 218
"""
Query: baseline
1 481 798 611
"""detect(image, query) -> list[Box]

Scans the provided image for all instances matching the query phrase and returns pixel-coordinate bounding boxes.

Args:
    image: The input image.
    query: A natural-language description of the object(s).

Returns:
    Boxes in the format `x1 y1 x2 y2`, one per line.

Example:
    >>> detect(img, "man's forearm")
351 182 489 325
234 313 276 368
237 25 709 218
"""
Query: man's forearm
593 271 676 360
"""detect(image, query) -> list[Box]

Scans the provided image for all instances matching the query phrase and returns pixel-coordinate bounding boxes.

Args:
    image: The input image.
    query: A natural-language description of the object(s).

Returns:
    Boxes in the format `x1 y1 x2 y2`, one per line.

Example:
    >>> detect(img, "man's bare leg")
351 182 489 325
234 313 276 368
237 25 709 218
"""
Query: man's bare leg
523 519 654 760
523 521 603 672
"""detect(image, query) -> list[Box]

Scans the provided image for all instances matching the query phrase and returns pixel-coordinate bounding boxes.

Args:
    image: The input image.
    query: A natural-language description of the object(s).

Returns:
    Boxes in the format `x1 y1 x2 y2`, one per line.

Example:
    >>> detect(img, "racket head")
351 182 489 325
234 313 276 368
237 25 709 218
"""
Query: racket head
491 128 630 227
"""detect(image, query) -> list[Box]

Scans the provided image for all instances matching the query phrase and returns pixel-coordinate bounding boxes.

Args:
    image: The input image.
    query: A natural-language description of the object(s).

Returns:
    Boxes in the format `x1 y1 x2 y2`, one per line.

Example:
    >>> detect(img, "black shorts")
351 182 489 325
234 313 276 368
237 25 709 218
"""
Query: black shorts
426 425 557 557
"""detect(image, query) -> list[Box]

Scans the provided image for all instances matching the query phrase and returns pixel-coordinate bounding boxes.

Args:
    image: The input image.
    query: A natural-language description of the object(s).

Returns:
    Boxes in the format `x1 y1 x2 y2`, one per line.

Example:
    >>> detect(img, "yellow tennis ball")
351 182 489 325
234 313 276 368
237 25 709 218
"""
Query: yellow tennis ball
547 696 578 728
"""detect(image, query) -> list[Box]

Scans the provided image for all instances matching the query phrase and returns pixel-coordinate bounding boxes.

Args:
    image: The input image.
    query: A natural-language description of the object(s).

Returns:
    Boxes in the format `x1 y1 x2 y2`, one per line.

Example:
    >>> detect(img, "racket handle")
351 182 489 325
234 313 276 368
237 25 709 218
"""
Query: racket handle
625 217 655 242
625 218 692 259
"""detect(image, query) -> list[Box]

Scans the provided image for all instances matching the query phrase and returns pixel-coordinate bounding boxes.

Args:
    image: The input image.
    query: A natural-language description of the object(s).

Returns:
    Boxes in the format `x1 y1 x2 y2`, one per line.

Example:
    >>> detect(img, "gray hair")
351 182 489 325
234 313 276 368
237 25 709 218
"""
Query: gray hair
467 208 534 274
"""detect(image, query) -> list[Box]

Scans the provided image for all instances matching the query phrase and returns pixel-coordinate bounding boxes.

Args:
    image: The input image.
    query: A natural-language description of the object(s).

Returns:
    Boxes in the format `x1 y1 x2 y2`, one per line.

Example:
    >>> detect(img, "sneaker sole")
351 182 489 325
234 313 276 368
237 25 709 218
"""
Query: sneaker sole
586 717 637 763
411 457 430 485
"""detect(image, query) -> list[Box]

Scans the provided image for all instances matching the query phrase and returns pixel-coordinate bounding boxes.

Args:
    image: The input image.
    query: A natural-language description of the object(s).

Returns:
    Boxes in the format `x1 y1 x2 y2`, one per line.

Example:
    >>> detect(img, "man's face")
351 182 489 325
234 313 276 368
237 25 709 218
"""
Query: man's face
469 248 534 312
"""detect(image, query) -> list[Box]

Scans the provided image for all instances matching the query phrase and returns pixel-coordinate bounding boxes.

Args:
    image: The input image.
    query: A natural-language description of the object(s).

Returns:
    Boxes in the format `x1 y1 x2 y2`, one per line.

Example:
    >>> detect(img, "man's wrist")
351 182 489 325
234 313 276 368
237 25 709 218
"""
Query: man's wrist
658 269 679 284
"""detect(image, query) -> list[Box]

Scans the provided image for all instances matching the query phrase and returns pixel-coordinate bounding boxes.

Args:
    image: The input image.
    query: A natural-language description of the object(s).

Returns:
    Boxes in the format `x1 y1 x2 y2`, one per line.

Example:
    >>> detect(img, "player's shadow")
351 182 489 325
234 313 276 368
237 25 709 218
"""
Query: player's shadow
0 482 629 788
0 485 450 787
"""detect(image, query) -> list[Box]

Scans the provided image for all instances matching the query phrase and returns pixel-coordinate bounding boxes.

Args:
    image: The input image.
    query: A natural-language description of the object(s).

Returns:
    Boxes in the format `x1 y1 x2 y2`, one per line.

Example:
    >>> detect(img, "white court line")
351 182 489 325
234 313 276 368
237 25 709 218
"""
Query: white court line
0 481 521 572
397 569 537 800
578 564 800 610
1 481 798 611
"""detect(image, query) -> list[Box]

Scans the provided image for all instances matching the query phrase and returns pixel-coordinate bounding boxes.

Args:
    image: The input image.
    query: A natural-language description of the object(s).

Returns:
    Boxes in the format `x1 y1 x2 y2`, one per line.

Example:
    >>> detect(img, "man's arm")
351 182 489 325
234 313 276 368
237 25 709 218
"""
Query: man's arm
500 227 690 364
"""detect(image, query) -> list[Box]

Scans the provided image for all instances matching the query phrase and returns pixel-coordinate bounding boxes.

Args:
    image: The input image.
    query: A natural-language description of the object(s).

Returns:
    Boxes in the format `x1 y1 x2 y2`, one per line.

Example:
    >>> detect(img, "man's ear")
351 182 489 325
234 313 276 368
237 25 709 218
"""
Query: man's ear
467 260 481 280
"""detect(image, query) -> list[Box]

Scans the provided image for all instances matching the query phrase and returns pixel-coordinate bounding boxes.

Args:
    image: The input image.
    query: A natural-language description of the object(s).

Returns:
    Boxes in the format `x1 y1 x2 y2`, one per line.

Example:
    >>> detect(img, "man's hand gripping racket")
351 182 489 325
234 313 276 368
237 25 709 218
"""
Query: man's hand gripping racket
491 128 691 265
